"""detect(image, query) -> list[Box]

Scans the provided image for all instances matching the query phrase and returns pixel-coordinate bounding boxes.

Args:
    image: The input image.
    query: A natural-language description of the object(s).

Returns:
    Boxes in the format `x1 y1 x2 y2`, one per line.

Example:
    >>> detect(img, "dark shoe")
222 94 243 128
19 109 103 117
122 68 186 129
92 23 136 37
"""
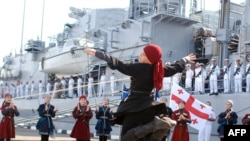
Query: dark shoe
214 93 218 95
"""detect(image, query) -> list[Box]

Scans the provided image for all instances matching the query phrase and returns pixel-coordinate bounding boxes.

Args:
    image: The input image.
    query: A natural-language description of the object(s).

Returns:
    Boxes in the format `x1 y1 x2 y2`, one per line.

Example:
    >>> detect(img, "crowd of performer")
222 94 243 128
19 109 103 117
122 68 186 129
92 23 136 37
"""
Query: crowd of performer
1 92 250 141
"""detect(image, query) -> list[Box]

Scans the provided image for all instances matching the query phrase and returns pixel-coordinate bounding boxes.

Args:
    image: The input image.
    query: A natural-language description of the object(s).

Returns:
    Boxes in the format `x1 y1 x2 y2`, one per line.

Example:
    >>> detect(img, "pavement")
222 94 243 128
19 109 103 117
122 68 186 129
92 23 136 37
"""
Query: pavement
14 126 117 141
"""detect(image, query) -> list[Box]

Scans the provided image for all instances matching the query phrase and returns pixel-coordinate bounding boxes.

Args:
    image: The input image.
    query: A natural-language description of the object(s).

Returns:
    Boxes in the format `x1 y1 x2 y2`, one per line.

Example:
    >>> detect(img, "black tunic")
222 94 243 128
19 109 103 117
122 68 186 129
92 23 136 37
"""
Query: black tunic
95 51 186 134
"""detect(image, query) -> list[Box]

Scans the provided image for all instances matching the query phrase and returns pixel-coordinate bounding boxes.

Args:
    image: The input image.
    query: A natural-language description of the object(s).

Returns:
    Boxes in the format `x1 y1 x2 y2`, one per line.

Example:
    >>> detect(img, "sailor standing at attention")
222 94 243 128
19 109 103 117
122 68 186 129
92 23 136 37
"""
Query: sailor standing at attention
46 80 51 95
194 63 202 94
110 72 116 96
68 76 75 98
88 73 94 98
19 81 24 98
38 80 44 99
208 58 220 95
245 58 250 92
77 76 83 97
223 59 232 93
185 63 193 91
30 81 35 98
234 58 244 93
99 71 106 97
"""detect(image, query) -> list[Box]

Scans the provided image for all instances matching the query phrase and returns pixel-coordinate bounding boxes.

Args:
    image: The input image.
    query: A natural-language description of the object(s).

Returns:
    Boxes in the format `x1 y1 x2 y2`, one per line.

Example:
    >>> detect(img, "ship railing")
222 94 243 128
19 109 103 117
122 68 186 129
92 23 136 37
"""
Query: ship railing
14 97 122 128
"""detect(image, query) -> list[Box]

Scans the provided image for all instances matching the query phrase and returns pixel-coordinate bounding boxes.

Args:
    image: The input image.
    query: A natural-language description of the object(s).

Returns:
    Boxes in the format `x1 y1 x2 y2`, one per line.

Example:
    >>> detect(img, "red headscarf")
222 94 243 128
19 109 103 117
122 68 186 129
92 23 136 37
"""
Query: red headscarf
143 44 164 91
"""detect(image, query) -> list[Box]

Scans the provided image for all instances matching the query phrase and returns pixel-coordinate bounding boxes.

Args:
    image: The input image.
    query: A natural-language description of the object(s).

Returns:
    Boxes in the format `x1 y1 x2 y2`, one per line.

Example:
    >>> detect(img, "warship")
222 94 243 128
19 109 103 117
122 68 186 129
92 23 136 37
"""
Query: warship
0 0 250 140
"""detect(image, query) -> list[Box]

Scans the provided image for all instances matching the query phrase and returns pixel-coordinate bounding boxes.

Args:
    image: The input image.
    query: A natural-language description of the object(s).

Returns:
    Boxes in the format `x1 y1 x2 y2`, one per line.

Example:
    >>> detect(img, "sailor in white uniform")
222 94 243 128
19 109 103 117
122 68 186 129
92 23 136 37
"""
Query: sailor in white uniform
234 58 244 93
194 63 203 94
223 59 232 93
46 80 51 95
198 101 216 141
185 63 193 91
208 58 220 95
24 82 30 99
30 81 35 98
77 76 83 97
38 80 44 99
110 72 116 96
88 73 94 98
68 76 75 98
245 59 250 92
19 82 24 98
99 71 106 97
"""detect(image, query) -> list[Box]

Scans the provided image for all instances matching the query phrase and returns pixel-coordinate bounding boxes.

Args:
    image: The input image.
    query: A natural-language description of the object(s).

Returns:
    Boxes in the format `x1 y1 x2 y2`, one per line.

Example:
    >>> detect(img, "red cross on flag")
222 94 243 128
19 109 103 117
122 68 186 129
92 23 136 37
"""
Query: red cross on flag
169 82 213 131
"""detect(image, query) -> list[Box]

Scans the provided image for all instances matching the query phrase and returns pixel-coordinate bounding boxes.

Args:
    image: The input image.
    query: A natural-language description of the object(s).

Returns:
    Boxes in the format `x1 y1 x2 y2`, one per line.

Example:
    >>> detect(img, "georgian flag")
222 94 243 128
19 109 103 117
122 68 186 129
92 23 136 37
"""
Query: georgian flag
169 82 213 131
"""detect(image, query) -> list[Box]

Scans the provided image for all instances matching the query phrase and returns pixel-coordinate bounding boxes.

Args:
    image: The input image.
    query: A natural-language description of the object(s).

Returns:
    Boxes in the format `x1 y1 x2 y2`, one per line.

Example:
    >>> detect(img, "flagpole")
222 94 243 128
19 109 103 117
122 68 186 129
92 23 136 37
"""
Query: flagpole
40 0 45 40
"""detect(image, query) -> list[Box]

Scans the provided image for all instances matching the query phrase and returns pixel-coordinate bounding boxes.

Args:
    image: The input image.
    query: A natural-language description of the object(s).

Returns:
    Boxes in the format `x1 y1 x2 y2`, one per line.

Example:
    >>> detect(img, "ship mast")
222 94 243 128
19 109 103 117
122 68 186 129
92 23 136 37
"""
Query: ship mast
217 0 231 67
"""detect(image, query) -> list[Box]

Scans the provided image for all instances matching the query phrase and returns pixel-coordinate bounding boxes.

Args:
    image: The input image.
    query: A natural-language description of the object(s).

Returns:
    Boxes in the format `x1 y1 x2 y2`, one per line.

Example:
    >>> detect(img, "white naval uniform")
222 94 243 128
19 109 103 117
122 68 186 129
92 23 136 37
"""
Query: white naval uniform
195 67 207 93
110 75 116 96
19 83 24 98
246 63 250 92
185 69 194 89
234 65 244 93
99 75 106 97
68 78 75 98
77 78 83 97
198 109 216 141
46 82 51 94
61 79 66 96
223 65 232 93
16 84 20 97
208 65 220 93
88 77 94 97
30 83 35 97
25 83 30 98
38 82 44 99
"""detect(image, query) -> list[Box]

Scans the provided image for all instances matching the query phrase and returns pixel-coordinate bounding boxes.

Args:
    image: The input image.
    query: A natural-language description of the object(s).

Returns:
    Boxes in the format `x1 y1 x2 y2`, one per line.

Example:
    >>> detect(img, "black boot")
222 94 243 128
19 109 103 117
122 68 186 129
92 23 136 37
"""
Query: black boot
121 116 176 141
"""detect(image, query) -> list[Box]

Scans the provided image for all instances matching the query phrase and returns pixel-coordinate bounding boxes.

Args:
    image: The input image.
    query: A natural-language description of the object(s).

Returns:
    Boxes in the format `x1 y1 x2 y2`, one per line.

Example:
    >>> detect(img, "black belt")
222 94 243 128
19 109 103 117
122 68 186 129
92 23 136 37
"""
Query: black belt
131 90 151 94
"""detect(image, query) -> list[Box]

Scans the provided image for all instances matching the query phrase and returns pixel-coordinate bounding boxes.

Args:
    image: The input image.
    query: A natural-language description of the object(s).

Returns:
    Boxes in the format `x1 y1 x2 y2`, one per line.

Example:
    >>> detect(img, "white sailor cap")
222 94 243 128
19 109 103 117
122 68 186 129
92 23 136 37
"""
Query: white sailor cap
224 59 229 61
211 58 216 61
235 58 240 61
165 62 171 65
186 64 191 67
200 63 204 66
227 99 234 106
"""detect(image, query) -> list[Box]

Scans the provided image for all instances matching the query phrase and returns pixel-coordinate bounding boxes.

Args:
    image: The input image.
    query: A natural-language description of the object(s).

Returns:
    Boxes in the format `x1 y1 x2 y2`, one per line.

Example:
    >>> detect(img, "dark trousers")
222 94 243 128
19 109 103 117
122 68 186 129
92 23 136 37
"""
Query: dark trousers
99 135 108 141
121 107 155 135
0 139 11 141
41 135 49 141
220 137 224 141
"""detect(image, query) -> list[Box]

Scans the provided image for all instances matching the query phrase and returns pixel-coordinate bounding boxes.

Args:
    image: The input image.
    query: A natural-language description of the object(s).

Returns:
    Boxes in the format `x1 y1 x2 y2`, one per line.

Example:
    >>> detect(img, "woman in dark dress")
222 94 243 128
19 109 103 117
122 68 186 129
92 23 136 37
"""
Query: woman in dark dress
0 94 20 141
36 95 57 141
95 97 113 141
84 44 196 141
